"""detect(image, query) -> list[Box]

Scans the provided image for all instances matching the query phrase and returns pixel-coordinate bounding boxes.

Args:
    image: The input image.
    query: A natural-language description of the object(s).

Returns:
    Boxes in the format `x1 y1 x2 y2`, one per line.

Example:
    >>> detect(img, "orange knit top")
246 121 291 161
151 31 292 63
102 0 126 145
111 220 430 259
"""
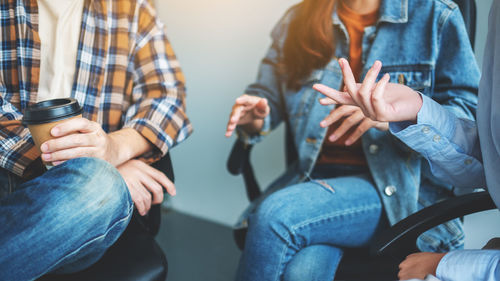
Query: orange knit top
317 1 379 166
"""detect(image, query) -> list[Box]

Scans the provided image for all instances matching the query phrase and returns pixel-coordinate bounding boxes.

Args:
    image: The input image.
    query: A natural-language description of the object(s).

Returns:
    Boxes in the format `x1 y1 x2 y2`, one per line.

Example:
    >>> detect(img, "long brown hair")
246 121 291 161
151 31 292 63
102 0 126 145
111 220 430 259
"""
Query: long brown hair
283 0 336 89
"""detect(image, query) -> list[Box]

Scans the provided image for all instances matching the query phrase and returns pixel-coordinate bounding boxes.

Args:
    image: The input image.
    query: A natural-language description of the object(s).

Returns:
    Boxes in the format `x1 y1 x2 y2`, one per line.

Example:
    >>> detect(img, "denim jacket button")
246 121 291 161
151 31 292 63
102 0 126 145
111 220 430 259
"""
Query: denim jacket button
306 138 317 144
422 126 430 134
464 159 473 165
433 135 441 142
369 144 379 154
384 185 397 196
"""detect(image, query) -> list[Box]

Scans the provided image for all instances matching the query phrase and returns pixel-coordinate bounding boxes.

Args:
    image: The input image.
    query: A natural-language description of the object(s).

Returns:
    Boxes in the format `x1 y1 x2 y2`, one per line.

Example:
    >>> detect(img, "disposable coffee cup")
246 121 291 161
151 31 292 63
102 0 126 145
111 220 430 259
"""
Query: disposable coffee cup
23 98 83 165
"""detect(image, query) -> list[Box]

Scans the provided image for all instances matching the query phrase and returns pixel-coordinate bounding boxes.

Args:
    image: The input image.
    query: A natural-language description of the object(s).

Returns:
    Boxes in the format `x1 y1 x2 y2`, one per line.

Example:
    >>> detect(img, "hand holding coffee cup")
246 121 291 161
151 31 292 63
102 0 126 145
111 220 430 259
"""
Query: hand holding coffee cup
23 98 120 167
23 98 83 166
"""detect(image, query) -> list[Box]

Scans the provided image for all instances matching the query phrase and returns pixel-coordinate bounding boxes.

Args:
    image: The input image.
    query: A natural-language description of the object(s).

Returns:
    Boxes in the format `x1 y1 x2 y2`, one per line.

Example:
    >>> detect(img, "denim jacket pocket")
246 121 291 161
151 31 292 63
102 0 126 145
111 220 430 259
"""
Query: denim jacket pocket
381 64 433 95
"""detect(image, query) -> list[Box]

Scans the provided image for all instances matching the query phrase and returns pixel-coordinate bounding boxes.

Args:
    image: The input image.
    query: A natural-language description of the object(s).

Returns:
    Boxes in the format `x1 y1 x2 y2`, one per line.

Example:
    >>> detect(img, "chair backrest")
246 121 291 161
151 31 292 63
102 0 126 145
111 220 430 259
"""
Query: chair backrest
454 0 476 49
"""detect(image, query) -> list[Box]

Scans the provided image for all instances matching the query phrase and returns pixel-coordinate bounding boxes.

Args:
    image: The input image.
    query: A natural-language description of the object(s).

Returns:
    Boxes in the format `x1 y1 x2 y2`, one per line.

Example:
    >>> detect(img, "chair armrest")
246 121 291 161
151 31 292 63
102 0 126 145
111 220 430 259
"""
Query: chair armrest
371 191 497 258
227 139 252 175
227 139 261 201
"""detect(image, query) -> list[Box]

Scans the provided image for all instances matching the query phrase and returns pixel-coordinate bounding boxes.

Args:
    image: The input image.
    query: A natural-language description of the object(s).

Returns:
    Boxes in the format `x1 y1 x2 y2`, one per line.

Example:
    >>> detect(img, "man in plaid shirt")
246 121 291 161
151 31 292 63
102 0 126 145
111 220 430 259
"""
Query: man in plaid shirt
0 0 192 279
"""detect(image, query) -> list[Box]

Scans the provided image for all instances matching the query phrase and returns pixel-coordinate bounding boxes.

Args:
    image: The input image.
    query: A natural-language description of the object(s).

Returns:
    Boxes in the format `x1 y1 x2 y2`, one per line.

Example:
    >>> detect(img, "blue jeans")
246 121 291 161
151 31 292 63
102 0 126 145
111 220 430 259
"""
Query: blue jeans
236 165 387 281
0 158 133 281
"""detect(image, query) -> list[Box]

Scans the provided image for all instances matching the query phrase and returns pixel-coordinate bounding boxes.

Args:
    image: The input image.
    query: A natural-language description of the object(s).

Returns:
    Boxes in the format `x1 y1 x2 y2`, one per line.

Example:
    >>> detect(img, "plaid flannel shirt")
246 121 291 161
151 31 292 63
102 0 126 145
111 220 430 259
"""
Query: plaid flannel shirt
0 0 193 177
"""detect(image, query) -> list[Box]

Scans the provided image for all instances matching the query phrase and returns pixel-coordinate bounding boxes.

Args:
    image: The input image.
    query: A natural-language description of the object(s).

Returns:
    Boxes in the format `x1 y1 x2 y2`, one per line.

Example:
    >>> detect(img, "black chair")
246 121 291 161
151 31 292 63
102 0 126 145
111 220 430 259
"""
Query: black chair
38 154 174 281
227 0 479 279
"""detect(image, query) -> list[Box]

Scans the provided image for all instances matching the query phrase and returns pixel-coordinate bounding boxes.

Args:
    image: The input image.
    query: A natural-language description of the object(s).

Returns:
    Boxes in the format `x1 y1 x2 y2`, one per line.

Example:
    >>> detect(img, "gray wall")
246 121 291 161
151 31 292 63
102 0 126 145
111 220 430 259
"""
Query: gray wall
156 0 500 248
155 0 295 225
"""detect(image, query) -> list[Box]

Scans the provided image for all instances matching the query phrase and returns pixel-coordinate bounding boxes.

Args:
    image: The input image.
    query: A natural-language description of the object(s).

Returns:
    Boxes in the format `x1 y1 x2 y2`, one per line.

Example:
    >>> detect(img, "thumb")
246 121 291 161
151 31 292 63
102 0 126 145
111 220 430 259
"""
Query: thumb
254 98 269 117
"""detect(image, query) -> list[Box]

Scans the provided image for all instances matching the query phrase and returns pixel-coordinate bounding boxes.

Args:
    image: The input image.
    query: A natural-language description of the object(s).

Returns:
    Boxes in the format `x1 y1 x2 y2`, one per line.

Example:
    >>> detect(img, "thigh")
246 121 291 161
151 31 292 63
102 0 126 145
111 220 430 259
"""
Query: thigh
255 173 385 248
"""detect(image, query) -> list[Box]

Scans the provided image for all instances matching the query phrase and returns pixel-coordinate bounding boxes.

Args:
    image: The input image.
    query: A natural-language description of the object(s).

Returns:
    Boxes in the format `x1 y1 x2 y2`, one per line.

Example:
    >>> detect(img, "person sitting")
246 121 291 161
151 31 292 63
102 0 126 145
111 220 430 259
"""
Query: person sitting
314 0 500 279
225 0 479 279
0 0 192 280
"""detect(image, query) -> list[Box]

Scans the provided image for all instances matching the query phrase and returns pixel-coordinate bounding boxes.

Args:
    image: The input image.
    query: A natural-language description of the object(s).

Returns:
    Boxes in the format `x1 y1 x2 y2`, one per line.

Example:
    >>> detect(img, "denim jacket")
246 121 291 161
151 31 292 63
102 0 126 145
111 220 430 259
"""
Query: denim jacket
238 0 480 252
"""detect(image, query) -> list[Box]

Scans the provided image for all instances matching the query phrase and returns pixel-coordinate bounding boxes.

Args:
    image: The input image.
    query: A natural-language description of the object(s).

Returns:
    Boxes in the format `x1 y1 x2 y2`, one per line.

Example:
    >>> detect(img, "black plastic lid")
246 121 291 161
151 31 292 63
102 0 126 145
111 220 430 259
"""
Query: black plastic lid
22 98 83 125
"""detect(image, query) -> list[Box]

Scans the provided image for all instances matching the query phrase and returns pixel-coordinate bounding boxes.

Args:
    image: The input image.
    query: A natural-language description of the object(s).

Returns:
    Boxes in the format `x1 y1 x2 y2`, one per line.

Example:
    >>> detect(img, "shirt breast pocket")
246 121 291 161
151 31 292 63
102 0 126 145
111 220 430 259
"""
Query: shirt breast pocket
381 64 432 96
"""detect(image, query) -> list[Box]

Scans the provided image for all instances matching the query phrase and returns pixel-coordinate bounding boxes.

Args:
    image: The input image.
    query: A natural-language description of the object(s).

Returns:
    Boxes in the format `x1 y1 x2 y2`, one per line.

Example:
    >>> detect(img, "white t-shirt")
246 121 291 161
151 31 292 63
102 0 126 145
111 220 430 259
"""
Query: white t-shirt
37 0 84 102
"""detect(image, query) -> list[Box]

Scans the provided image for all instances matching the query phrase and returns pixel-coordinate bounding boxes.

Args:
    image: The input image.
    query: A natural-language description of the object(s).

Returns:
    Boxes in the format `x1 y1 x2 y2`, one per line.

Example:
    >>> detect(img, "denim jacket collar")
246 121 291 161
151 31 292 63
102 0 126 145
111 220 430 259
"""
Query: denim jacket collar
332 0 408 26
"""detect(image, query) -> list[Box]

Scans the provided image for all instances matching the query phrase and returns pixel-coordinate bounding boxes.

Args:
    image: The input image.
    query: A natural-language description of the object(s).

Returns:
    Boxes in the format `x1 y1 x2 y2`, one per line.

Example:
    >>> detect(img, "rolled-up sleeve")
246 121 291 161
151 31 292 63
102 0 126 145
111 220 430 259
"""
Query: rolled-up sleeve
123 2 192 162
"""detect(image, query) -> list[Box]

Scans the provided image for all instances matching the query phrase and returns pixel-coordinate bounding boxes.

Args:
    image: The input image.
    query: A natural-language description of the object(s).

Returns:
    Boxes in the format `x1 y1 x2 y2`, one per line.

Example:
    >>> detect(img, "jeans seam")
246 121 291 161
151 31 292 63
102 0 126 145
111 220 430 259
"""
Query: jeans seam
290 203 381 232
37 204 134 278
275 241 290 281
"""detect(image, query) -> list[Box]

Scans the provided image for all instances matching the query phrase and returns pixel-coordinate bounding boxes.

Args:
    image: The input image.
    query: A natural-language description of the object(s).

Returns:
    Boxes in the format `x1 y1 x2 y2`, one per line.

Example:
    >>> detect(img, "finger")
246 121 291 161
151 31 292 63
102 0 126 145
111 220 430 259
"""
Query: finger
139 173 164 205
41 146 97 162
320 105 357 128
338 58 359 100
358 61 382 117
318 97 337 105
397 271 404 281
51 118 97 137
52 160 66 166
142 164 176 196
225 105 245 137
128 183 147 216
345 118 373 146
329 110 364 142
313 84 355 105
253 98 269 118
235 95 263 108
371 73 391 120
235 94 252 104
41 133 94 153
137 184 152 216
157 173 176 196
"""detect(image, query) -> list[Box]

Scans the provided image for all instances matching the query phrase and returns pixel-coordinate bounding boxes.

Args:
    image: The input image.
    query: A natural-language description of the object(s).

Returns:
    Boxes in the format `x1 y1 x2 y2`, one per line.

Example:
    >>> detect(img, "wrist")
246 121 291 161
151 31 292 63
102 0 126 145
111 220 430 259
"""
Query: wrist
433 253 448 275
107 133 128 166
240 119 264 135
411 91 424 123
108 128 153 166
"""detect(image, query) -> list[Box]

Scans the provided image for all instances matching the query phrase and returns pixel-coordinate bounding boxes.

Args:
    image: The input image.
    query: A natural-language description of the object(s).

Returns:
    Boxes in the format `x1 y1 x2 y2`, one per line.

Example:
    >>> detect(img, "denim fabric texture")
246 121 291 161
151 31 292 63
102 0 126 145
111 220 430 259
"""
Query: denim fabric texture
0 158 133 281
236 0 480 257
237 165 387 281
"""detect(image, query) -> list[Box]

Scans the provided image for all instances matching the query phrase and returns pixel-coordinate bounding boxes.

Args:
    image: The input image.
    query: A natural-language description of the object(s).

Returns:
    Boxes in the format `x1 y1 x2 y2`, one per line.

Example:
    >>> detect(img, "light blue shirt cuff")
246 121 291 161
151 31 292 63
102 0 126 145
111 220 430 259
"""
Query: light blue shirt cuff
436 250 500 281
388 94 457 159
389 93 456 140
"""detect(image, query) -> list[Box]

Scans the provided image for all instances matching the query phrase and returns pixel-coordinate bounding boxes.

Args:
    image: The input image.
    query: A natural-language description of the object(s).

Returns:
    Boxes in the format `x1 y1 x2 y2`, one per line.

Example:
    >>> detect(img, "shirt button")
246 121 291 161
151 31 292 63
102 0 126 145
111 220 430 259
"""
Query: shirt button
385 185 397 197
421 126 430 134
433 135 441 142
464 159 473 165
369 144 379 154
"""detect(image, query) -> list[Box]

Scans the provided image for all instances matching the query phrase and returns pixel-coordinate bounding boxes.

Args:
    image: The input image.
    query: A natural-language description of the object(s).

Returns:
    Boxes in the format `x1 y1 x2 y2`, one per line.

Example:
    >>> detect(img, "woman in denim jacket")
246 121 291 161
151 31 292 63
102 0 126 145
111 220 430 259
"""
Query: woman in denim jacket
225 0 480 280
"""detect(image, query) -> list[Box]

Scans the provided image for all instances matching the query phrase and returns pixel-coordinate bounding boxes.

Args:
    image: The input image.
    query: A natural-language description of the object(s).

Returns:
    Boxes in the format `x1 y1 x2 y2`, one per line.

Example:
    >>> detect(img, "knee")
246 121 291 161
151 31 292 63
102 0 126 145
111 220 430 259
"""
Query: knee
251 191 295 237
51 158 131 218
